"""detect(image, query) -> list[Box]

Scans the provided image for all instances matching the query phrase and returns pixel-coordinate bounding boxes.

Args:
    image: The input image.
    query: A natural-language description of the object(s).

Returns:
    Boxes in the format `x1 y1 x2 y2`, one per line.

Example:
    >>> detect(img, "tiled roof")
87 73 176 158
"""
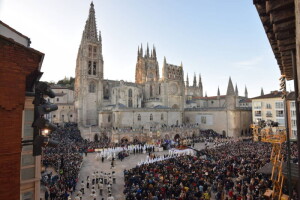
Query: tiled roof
252 91 284 100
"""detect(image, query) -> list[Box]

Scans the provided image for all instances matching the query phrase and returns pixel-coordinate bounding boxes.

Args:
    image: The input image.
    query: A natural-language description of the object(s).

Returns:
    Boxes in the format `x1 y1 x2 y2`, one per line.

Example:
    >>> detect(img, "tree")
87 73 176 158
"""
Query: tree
56 76 75 90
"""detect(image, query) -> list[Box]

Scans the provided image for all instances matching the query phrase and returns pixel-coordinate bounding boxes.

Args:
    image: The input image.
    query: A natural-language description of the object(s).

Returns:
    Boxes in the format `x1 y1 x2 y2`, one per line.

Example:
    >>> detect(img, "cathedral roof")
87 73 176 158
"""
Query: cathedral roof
251 90 285 100
239 98 252 103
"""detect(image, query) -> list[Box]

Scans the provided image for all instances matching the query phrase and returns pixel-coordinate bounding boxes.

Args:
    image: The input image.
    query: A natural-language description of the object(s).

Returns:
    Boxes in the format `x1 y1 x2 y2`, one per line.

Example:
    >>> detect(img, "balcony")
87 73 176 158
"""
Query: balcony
255 114 262 117
266 113 272 117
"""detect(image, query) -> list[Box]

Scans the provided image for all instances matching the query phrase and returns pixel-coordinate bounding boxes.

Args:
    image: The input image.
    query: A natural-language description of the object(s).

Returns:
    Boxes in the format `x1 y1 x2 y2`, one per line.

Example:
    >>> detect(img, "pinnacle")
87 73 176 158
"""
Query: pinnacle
226 77 235 96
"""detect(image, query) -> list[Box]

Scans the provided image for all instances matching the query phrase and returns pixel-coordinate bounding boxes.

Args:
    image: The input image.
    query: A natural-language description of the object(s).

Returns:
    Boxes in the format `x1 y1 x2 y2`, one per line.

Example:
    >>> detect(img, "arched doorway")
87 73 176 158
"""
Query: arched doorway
174 134 180 142
121 137 129 144
94 133 99 142
133 136 139 143
222 130 226 137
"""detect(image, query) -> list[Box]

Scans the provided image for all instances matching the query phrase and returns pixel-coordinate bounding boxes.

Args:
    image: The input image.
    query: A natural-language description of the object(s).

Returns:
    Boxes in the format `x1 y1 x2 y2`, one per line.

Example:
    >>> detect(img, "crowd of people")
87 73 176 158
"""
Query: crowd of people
41 122 299 200
42 123 84 200
124 138 298 200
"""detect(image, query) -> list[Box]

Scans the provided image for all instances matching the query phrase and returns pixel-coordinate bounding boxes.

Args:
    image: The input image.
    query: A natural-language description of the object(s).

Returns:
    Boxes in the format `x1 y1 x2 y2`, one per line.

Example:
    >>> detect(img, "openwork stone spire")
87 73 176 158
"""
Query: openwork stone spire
83 2 98 42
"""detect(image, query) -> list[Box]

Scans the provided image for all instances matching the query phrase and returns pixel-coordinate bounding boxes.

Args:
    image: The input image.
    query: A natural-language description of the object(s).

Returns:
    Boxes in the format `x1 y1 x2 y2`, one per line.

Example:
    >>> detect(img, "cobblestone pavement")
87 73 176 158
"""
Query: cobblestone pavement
73 143 207 200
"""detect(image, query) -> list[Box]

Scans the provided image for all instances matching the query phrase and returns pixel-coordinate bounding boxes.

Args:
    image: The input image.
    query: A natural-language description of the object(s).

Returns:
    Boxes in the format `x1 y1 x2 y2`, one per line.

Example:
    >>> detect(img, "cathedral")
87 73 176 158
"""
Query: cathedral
74 2 252 140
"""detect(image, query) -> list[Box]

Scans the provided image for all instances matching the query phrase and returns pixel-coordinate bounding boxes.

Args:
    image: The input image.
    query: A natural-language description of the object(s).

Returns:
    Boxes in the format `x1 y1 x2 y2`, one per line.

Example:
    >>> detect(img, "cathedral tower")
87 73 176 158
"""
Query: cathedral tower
135 44 159 84
74 2 104 126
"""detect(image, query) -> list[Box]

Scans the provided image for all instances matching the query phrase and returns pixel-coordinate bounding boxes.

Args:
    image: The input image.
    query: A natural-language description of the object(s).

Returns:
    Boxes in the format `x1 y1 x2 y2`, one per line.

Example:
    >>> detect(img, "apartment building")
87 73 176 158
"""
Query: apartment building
252 91 297 140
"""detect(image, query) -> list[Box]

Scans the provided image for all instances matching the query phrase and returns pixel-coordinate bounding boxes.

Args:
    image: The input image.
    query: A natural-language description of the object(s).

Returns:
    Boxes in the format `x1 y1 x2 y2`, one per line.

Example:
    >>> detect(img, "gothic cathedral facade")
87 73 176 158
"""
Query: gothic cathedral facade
74 3 252 138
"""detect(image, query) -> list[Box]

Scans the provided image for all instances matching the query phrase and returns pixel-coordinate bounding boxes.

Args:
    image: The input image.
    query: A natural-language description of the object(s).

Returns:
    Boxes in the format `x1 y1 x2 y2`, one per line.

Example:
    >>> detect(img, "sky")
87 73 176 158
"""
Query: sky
0 0 292 97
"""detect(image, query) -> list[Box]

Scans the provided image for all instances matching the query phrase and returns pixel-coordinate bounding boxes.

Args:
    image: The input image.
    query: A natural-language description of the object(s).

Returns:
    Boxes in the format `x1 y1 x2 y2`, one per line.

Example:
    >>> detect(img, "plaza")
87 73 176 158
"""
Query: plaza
72 142 208 200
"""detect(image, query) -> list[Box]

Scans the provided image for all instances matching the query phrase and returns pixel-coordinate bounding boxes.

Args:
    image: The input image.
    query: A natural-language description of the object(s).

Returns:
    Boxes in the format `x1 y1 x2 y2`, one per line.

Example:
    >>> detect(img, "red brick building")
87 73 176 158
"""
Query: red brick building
0 21 44 200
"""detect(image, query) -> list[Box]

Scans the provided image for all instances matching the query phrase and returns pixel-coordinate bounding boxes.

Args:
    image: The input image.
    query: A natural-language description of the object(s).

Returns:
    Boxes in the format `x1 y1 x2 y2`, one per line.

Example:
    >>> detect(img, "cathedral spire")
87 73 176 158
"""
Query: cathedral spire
153 45 156 58
261 87 264 96
226 77 235 96
235 84 239 96
83 2 98 42
193 73 197 87
140 43 143 57
217 86 220 96
146 43 149 57
198 74 202 88
137 45 140 57
186 74 189 87
245 85 248 98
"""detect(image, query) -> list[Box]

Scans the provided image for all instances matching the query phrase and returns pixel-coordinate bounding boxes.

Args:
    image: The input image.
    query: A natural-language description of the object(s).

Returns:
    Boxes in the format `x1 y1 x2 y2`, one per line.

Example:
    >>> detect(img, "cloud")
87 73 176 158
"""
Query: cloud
233 56 264 69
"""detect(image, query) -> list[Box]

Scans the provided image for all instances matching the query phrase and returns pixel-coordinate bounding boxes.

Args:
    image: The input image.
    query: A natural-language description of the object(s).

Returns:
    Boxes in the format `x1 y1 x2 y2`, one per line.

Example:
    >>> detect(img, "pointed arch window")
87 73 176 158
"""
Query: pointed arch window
128 89 133 108
89 82 96 93
159 84 161 95
138 114 141 121
93 62 97 75
150 114 153 121
88 45 92 58
88 61 92 75
93 46 97 58
108 115 111 123
128 89 132 97
161 114 164 120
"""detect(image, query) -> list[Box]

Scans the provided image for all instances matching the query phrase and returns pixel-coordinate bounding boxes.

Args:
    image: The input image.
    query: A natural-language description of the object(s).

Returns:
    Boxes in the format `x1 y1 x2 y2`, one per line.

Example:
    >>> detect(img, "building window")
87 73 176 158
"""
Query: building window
150 114 153 121
56 98 59 102
70 115 72 118
93 62 96 75
254 111 261 117
138 114 141 121
276 118 285 125
93 46 97 57
292 130 297 137
108 115 111 123
290 101 295 108
159 84 161 95
276 110 284 117
291 119 296 127
128 89 132 97
291 110 296 117
128 99 132 108
88 45 92 57
266 103 272 109
266 111 272 117
88 61 92 75
89 82 96 93
161 114 164 120
275 102 284 109
53 115 56 118
253 102 262 109
128 89 133 107
150 85 153 97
